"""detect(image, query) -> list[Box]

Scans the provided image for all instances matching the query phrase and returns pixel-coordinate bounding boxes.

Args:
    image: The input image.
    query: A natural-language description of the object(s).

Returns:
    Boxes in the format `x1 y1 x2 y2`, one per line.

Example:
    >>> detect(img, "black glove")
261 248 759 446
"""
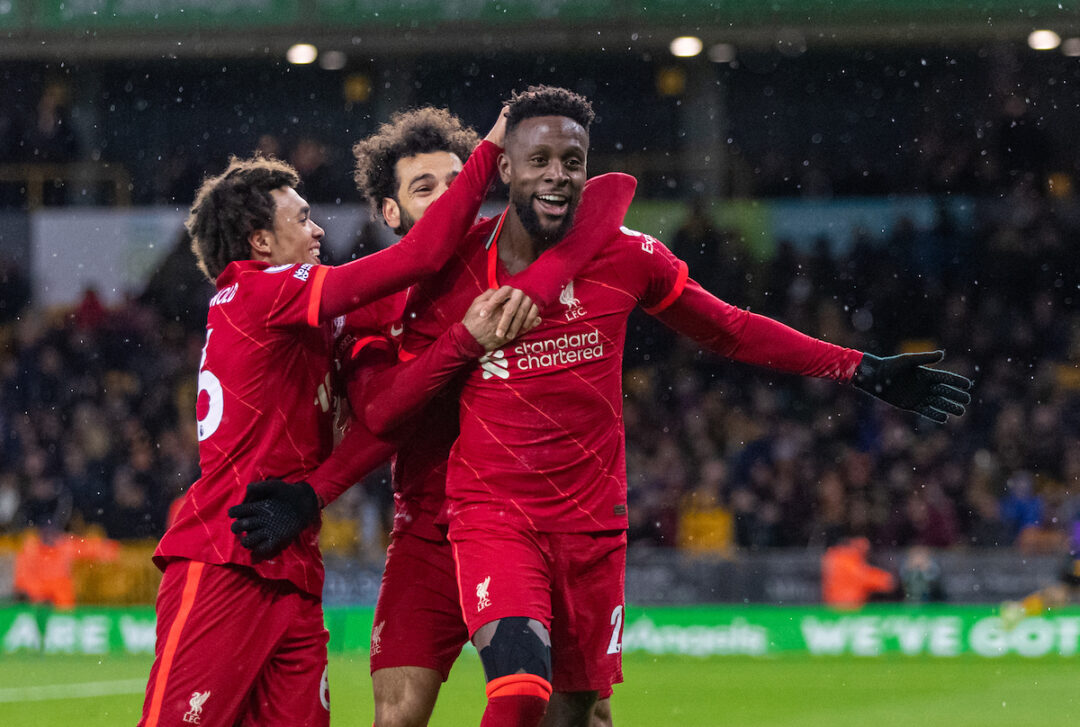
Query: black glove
852 350 972 423
228 479 320 559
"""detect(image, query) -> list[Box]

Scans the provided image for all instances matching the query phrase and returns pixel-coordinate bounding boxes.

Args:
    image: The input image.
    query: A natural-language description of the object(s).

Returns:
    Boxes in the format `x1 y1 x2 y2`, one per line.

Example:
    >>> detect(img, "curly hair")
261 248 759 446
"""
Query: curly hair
505 85 595 135
352 106 480 221
186 156 299 282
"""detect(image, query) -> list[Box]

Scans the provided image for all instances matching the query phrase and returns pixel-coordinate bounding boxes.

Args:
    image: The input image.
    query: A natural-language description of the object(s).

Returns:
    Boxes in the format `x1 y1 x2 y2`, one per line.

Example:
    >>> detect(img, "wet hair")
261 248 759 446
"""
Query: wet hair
352 106 480 220
187 156 299 281
505 85 595 135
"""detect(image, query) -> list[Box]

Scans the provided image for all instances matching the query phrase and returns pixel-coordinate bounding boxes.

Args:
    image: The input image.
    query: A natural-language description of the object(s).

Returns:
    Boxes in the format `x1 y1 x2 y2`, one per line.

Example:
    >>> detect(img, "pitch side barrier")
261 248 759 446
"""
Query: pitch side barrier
3 605 1080 659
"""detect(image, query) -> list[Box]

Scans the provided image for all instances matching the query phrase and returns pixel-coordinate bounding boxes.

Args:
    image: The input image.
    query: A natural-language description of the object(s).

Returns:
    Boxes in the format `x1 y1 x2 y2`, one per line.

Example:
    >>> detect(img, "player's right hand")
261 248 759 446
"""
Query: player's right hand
228 479 320 559
484 105 510 148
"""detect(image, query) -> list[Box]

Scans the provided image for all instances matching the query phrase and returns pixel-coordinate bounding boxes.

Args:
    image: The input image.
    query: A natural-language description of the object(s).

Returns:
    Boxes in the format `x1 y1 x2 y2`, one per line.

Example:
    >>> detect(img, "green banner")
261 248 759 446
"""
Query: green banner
5 604 1080 658
23 0 1080 31
0 606 157 656
619 605 1080 658
32 0 299 30
315 0 615 26
0 1 24 29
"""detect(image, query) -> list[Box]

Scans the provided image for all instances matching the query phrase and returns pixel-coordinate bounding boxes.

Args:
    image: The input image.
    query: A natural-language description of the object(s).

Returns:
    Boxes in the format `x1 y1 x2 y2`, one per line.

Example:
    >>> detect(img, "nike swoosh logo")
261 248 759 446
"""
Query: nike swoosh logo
390 324 404 336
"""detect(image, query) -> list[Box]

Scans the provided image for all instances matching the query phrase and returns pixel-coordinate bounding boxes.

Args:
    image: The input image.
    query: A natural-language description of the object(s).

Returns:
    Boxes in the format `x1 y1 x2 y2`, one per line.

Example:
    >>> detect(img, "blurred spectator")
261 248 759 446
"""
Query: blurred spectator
0 256 31 324
138 227 214 332
255 133 283 159
822 536 896 608
14 522 119 609
1000 470 1044 543
671 196 744 296
290 136 344 203
677 459 733 553
22 82 80 206
900 546 945 604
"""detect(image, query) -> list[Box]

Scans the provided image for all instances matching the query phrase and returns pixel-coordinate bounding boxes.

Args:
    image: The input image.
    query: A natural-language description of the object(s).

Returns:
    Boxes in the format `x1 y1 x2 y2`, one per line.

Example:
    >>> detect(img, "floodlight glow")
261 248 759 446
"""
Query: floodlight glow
319 50 347 70
287 43 318 65
670 36 703 58
1028 30 1061 51
708 43 736 63
1063 38 1080 57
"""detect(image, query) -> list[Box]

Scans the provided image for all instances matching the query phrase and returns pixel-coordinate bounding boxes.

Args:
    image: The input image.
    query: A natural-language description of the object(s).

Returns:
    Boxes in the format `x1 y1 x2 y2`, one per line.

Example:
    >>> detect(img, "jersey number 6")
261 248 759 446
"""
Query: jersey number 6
197 328 224 441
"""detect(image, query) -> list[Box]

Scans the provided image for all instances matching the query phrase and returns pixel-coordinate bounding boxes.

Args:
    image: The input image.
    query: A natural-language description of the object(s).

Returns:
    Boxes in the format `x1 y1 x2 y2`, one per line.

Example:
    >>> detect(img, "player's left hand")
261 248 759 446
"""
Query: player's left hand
228 479 320 559
492 286 539 339
469 285 539 347
852 350 972 423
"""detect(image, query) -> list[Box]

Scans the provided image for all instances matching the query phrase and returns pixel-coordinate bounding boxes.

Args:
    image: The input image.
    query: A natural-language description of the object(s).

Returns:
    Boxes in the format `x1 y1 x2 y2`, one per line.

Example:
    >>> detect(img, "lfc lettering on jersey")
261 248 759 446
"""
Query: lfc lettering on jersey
512 329 604 372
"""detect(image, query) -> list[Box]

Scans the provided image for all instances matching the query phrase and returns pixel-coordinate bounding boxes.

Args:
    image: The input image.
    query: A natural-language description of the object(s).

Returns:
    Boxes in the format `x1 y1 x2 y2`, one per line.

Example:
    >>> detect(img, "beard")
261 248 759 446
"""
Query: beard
511 190 579 251
394 200 417 235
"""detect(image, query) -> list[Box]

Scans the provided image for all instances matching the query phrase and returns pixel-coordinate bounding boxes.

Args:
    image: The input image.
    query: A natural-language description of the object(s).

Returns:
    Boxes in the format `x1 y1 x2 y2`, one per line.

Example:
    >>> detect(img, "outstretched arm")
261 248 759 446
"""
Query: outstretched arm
654 278 864 380
653 279 972 421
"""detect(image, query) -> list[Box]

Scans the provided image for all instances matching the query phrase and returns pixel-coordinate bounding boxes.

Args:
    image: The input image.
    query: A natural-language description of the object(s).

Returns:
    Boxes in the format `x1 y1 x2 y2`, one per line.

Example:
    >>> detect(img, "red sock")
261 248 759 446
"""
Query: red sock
480 674 552 727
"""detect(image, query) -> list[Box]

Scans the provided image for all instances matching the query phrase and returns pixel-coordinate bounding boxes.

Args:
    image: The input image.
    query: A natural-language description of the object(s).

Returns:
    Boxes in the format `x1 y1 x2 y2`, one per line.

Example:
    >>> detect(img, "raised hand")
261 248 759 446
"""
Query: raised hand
484 105 510 148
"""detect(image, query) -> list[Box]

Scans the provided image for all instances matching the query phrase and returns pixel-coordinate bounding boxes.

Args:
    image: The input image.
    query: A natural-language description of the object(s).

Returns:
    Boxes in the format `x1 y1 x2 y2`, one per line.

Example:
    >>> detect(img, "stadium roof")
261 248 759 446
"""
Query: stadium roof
2 0 1080 60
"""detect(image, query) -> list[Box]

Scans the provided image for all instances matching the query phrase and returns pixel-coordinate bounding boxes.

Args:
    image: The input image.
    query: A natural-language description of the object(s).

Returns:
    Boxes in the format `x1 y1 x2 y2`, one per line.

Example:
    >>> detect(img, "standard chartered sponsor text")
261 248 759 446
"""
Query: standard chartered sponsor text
513 329 604 371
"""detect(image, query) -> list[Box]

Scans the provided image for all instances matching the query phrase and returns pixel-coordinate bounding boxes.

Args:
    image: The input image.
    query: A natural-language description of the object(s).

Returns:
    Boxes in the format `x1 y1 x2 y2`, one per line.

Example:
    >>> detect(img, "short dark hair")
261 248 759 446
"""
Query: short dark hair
352 106 480 219
505 85 595 135
187 156 299 281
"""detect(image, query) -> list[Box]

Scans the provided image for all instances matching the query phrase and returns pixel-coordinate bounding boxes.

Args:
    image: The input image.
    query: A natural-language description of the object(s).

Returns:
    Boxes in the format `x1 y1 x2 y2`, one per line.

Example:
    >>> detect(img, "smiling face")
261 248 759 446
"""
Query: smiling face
499 115 588 249
382 150 464 234
257 186 324 266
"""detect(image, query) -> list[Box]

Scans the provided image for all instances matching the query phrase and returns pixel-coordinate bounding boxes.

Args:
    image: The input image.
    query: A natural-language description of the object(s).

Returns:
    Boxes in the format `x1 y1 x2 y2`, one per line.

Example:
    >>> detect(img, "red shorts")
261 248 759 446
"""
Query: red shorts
448 522 626 694
370 531 469 680
139 559 330 727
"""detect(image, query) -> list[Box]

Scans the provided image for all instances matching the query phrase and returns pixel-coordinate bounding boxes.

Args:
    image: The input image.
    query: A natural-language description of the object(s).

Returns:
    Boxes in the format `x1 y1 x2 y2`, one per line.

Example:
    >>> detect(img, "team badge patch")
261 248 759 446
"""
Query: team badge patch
559 281 586 321
476 576 492 612
183 690 211 724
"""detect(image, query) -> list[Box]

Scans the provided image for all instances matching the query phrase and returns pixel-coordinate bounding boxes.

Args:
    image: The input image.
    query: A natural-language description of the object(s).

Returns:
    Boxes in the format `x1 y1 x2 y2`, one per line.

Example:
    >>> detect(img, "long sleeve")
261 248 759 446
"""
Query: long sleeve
315 140 501 322
653 278 864 382
506 173 637 309
306 323 484 505
361 323 485 435
307 419 399 508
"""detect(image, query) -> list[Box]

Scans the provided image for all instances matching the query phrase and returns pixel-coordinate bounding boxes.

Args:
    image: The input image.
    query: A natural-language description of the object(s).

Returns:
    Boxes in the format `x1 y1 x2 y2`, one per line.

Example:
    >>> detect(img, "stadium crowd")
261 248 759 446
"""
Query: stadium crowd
1 181 1076 558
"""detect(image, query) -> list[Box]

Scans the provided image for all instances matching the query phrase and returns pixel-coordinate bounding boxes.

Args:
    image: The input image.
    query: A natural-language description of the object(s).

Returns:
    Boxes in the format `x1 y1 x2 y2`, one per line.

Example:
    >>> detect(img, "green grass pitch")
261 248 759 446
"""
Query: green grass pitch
2 651 1078 726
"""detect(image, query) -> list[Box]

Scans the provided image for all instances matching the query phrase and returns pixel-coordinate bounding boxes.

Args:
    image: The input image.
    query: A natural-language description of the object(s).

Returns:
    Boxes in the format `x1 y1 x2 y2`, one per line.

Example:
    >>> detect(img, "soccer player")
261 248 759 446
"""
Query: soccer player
231 107 632 727
1000 533 1080 627
138 107 510 727
350 109 624 727
391 85 971 727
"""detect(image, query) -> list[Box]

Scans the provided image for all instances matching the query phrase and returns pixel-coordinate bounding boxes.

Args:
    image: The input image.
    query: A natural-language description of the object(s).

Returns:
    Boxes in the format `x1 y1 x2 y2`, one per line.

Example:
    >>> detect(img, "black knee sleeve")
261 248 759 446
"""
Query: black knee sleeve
479 617 552 682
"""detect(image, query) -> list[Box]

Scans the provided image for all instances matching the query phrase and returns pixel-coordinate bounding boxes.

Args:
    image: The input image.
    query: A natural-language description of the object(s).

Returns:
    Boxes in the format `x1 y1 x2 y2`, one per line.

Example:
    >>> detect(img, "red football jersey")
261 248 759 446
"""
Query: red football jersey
153 139 503 595
353 175 639 541
155 260 344 596
440 220 687 532
427 217 862 533
334 289 463 542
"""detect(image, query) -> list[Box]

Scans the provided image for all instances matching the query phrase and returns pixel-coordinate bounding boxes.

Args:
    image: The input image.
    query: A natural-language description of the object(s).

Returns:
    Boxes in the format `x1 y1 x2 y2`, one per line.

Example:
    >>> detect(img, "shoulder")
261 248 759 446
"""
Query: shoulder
471 214 501 244
232 261 326 290
604 226 674 261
